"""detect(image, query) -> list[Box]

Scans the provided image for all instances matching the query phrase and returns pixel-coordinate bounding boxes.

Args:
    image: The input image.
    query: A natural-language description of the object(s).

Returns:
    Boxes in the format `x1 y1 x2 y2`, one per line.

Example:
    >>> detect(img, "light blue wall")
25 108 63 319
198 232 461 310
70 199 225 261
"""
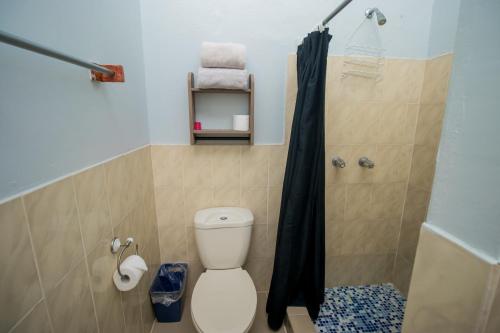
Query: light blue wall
427 0 500 261
0 0 149 201
141 0 436 144
426 0 461 57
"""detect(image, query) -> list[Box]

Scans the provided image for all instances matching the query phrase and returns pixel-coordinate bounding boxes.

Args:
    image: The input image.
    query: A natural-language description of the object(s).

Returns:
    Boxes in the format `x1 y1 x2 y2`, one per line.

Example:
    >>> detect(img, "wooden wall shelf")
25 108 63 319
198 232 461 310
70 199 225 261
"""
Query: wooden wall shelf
188 72 254 145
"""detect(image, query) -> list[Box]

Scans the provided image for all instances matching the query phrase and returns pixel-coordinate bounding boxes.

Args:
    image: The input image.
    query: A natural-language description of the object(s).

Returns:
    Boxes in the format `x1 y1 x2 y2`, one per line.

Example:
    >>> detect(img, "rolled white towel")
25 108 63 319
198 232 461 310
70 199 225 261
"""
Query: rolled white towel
201 42 246 69
197 67 249 90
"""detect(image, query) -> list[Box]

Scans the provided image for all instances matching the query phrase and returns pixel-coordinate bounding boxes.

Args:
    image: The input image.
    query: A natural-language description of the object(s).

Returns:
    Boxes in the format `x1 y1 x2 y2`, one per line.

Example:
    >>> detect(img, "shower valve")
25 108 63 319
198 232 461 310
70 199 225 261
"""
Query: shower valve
332 156 346 168
358 157 375 169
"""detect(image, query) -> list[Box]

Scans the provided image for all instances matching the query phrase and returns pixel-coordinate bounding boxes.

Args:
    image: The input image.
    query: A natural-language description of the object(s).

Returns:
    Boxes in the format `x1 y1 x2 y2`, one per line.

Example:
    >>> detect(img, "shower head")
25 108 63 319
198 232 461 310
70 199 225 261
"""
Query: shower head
365 8 386 25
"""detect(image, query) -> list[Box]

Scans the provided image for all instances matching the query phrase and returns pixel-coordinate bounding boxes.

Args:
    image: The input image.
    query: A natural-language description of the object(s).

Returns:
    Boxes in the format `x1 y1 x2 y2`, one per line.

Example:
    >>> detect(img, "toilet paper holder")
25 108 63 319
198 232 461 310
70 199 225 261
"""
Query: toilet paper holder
110 237 139 281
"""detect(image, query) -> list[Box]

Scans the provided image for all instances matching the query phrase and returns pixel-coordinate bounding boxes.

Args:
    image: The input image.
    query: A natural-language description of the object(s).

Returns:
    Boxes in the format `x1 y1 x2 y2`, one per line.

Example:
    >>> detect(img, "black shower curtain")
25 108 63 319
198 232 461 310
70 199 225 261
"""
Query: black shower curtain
266 29 331 330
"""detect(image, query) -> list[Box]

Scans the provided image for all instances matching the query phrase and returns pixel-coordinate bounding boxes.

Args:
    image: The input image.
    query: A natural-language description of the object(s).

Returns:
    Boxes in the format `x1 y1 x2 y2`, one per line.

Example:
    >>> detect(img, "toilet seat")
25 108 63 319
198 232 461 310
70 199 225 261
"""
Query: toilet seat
191 268 257 333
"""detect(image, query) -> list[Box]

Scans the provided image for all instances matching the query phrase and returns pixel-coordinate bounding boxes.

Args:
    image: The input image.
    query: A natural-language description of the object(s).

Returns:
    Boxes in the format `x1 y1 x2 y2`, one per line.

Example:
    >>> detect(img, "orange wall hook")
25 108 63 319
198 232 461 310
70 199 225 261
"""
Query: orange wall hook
91 64 125 82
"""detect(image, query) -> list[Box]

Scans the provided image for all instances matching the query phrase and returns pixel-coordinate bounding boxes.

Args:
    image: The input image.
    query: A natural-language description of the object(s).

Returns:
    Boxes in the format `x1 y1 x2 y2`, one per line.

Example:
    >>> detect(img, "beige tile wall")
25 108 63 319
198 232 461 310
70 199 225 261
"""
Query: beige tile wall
286 55 417 287
320 55 423 287
0 146 161 333
151 145 286 295
393 54 453 296
402 226 500 333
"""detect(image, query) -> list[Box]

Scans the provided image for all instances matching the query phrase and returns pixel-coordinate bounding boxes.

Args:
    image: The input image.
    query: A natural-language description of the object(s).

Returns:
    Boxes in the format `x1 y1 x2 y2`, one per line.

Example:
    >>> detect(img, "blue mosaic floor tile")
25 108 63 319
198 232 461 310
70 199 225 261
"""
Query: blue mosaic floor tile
314 284 406 333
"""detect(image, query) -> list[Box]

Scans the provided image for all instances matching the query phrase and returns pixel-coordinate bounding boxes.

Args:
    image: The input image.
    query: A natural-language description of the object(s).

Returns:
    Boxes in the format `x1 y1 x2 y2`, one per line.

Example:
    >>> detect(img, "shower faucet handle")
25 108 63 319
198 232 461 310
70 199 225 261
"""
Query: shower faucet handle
358 157 375 169
332 156 346 168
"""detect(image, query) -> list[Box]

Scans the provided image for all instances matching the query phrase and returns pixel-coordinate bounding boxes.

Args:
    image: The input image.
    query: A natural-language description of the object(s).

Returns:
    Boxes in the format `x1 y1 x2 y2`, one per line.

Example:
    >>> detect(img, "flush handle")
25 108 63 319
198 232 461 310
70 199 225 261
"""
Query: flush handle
332 156 346 168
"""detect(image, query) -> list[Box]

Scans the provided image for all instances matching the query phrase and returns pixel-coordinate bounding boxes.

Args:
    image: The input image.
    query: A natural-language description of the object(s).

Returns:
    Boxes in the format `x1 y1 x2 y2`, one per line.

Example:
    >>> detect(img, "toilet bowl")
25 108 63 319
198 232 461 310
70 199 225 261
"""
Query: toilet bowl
191 268 257 333
190 207 257 333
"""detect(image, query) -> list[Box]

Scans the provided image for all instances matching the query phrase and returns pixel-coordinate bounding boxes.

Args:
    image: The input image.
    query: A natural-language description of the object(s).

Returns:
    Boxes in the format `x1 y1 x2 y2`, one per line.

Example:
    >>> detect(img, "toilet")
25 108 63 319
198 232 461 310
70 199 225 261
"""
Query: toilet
191 207 257 333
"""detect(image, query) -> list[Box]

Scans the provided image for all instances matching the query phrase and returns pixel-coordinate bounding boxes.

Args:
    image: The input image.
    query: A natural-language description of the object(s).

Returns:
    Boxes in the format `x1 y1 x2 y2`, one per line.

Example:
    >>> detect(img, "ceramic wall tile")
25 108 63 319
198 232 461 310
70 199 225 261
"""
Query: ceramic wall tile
87 240 125 333
24 178 84 293
241 187 268 224
248 224 270 259
415 103 446 147
377 59 425 103
326 254 394 287
397 218 422 263
121 290 142 333
10 301 52 333
4 147 159 333
73 164 113 254
151 145 185 188
341 219 399 256
245 257 273 292
339 74 380 103
0 199 42 332
373 144 412 183
105 155 134 227
268 146 287 188
408 144 438 190
154 186 184 227
326 100 379 145
393 255 413 297
344 184 372 221
485 268 500 333
374 102 418 144
182 186 213 225
325 219 344 257
183 146 213 188
158 224 187 262
213 185 240 206
46 260 98 333
268 186 282 225
420 54 453 104
186 226 199 262
370 182 406 219
241 146 269 188
212 146 240 189
325 184 346 221
402 185 431 223
403 226 492 333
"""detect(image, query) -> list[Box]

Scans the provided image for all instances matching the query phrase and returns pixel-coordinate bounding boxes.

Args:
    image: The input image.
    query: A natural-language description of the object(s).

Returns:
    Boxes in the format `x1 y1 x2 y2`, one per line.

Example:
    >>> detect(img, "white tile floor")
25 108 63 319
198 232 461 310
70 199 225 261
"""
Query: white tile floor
152 292 286 333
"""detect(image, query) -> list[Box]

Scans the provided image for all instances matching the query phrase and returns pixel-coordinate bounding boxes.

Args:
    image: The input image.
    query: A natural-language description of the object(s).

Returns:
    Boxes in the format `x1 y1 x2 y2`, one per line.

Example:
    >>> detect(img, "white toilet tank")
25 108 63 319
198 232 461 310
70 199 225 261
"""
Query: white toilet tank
194 207 254 270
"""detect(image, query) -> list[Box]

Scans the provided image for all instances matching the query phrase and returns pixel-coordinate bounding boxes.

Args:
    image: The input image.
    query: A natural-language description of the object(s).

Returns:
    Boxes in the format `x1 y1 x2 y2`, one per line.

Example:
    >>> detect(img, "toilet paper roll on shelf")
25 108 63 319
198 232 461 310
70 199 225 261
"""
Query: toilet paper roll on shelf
113 255 148 291
233 115 249 131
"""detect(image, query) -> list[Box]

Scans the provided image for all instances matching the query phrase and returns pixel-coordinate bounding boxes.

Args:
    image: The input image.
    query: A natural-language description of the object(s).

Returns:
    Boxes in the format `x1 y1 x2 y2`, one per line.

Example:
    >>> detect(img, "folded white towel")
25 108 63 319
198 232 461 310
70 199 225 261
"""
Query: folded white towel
197 67 249 90
201 42 246 69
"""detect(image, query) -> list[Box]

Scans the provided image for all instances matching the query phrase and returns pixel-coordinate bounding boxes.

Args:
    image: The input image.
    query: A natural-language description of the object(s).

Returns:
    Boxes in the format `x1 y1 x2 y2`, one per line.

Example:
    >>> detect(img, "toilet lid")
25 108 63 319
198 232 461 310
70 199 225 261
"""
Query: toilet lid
191 268 257 333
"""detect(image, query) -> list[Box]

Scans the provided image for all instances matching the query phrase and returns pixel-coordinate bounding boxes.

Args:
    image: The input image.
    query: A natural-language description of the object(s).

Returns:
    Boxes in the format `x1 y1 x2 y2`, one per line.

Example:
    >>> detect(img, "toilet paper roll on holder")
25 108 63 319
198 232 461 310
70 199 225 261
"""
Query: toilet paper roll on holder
110 237 139 281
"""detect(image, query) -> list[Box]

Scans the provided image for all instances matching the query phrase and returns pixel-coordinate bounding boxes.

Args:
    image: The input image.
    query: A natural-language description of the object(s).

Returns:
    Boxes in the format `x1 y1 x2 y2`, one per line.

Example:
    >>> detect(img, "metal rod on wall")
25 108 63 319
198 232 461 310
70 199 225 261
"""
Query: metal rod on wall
0 29 124 82
322 0 353 26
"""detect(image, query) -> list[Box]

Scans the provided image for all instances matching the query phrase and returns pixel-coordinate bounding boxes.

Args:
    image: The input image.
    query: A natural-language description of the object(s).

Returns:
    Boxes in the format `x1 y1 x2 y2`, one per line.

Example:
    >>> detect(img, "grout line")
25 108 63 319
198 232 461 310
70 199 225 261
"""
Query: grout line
118 290 128 332
147 147 163 270
149 319 157 333
475 265 500 332
70 176 101 333
20 197 56 333
102 158 116 239
137 291 145 333
7 298 45 333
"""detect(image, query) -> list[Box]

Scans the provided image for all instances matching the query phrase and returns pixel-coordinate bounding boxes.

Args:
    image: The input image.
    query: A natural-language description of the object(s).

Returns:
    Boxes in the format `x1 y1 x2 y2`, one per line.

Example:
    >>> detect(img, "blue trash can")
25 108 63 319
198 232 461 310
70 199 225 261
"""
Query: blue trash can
150 263 188 322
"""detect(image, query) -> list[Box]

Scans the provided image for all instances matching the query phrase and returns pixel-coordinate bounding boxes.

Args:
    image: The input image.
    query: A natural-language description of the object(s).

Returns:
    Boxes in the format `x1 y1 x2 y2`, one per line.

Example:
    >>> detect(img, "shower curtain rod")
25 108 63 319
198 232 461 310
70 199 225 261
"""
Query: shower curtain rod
322 0 353 26
0 29 124 81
